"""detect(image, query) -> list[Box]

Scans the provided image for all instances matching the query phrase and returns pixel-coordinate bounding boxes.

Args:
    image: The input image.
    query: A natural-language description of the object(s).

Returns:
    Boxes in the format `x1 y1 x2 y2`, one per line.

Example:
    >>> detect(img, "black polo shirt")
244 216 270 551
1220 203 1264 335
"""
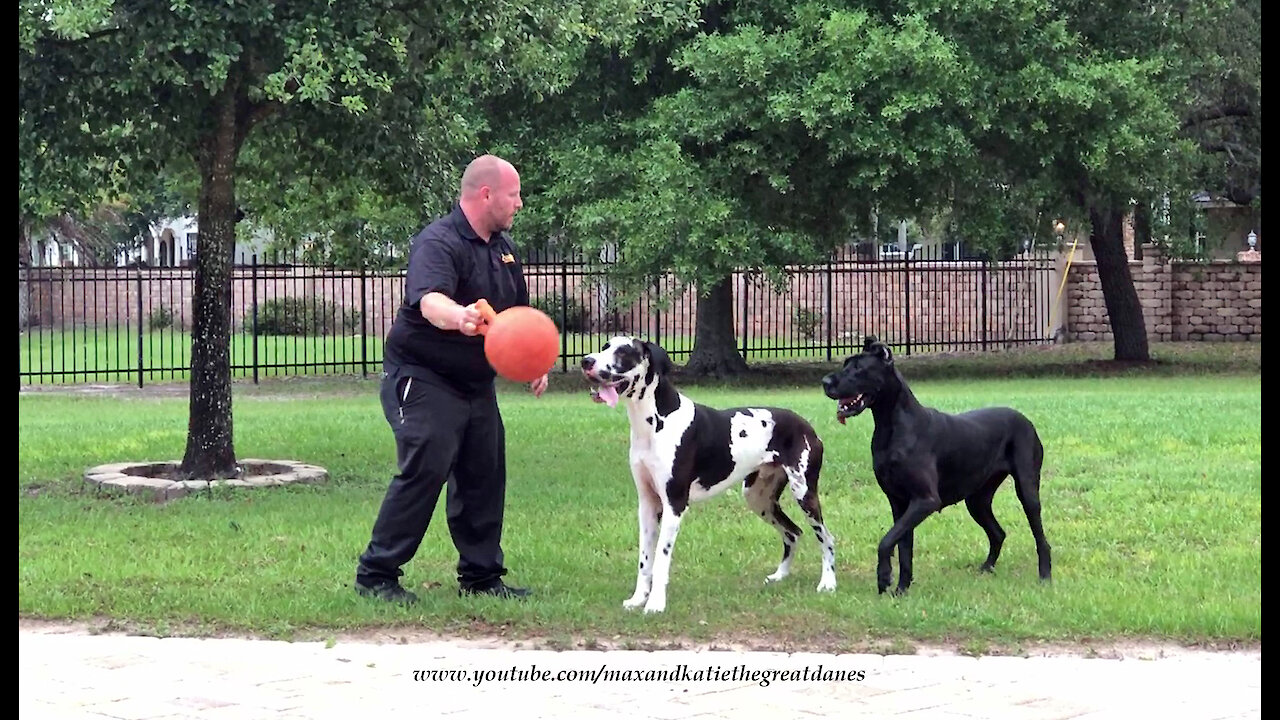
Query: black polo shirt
384 205 530 394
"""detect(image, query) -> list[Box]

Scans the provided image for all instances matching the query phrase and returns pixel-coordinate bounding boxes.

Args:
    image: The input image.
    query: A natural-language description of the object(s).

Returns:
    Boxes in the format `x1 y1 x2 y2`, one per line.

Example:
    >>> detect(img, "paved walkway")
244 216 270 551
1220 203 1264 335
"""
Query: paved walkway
19 623 1259 720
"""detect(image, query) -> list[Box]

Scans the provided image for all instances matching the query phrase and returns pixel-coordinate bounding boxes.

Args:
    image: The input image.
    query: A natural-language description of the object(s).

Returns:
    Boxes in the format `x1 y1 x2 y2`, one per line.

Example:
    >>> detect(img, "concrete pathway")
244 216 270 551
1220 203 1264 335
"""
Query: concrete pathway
18 623 1259 720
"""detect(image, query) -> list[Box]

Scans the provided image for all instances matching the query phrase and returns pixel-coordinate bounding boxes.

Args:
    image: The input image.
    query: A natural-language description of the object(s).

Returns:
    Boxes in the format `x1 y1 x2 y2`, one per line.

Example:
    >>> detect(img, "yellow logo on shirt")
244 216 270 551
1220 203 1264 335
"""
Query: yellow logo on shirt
500 253 516 264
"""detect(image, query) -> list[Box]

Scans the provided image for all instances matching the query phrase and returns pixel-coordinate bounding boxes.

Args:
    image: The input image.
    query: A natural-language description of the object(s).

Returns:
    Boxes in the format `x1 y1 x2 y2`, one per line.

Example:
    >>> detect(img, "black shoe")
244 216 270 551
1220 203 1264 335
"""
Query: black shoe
459 581 531 600
355 580 419 604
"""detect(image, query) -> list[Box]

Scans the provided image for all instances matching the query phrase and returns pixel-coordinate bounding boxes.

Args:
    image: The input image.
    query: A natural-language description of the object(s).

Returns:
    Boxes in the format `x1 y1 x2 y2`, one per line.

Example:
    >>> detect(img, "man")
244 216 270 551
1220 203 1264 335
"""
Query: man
355 154 547 603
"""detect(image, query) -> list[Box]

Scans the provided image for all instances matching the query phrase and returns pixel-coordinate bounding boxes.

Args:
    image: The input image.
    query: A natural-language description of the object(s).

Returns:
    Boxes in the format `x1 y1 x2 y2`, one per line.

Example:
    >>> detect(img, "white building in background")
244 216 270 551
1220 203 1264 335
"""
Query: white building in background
115 216 269 267
31 238 81 267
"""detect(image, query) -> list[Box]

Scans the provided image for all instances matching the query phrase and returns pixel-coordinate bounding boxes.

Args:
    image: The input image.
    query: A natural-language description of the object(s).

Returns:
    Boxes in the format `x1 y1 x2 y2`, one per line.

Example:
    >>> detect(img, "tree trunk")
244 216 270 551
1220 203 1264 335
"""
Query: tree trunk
1089 204 1151 362
1133 201 1151 261
19 219 31 331
180 93 242 480
684 276 748 376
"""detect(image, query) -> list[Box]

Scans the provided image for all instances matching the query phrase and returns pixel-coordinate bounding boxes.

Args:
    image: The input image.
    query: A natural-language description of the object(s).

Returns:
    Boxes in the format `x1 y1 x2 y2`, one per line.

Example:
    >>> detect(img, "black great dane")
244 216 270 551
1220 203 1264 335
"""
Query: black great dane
822 336 1052 595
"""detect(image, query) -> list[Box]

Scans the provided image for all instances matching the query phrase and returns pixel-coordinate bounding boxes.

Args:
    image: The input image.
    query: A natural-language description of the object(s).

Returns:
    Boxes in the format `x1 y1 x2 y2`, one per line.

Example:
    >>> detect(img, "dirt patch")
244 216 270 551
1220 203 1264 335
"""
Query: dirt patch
17 617 1260 661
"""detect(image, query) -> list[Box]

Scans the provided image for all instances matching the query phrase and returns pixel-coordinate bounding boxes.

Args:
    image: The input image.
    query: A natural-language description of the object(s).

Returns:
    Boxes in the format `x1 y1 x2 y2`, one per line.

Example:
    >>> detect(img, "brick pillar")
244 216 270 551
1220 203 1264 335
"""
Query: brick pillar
1123 211 1136 260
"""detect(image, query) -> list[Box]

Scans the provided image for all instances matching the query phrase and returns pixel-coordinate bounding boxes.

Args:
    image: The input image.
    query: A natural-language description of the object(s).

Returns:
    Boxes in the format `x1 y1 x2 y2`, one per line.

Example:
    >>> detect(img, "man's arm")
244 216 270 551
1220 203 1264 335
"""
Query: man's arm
420 292 483 335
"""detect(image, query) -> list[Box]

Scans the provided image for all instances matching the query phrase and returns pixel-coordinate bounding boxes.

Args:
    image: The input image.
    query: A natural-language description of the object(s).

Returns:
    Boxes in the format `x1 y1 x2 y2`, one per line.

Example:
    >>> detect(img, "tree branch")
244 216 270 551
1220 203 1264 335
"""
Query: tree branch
1181 103 1253 130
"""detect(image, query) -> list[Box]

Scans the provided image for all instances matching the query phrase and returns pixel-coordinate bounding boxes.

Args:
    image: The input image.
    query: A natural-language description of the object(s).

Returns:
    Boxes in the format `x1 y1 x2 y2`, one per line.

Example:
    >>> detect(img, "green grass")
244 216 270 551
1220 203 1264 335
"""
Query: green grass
18 328 386 383
18 343 1261 653
21 326 1067 384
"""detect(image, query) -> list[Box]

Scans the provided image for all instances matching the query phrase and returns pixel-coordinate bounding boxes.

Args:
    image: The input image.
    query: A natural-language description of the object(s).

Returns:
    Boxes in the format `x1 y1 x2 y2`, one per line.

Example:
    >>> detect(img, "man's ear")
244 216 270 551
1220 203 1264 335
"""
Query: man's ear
642 340 674 376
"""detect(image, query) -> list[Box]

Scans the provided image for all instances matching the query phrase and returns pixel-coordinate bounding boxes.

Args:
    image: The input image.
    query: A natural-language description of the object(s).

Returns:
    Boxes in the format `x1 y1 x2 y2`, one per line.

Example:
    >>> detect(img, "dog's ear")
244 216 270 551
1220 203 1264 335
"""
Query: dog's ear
642 341 674 376
862 335 879 351
872 341 894 365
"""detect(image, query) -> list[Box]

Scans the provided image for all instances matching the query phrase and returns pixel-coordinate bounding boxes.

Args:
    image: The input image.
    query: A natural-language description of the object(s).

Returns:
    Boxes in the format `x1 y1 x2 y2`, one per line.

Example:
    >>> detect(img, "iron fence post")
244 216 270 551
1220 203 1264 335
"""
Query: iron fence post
136 268 144 388
904 253 912 356
654 279 662 348
825 259 834 362
360 260 368 379
252 255 260 384
560 260 568 373
981 261 990 351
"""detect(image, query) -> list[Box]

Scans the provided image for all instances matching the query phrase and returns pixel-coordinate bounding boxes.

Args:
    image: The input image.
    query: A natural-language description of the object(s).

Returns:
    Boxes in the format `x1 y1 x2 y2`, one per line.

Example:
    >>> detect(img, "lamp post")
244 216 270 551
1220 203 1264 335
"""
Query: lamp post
1054 220 1066 246
1247 230 1257 250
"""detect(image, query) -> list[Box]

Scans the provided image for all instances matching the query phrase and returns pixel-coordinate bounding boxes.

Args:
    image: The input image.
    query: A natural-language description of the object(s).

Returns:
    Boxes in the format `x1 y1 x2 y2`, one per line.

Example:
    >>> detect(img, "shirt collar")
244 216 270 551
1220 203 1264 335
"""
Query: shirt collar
451 205 489 244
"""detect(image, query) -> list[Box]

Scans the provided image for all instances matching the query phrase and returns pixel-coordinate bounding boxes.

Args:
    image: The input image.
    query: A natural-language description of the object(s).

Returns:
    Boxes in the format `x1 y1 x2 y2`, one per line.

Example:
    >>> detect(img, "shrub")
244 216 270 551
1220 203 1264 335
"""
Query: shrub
529 292 590 333
249 297 361 336
794 306 824 340
149 305 178 331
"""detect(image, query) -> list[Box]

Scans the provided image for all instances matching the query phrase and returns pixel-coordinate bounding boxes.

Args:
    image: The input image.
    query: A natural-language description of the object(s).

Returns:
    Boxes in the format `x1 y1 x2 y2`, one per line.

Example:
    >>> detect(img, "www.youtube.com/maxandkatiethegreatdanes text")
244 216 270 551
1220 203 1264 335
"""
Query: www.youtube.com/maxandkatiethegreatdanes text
413 663 867 688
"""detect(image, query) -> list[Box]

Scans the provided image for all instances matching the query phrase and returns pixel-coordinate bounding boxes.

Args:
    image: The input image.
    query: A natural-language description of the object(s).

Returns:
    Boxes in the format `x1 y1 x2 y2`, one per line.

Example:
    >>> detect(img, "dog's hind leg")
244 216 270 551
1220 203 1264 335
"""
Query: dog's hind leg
1011 437 1052 582
965 474 1008 573
623 462 662 610
784 439 836 592
744 470 801 584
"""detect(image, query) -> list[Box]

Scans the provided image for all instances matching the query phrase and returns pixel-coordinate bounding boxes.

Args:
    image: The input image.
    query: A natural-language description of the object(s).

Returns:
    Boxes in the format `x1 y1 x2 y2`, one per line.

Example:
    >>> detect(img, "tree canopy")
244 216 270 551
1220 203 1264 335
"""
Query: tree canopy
20 0 691 477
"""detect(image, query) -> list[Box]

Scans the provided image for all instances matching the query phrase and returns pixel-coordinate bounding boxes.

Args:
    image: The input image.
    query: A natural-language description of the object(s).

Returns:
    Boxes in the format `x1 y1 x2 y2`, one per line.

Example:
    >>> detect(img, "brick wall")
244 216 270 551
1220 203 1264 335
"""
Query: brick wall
1065 246 1262 342
22 249 1259 348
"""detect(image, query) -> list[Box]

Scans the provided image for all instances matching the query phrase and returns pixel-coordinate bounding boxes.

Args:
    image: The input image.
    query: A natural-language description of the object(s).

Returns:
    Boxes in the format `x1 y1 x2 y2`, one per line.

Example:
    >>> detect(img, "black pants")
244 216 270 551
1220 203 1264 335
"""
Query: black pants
356 370 508 590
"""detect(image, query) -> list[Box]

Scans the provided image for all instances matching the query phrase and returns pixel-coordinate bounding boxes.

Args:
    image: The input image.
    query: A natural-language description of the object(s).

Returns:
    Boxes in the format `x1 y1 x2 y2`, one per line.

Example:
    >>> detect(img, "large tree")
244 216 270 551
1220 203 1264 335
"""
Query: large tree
511 2 983 375
20 0 669 479
510 0 1257 368
982 0 1260 360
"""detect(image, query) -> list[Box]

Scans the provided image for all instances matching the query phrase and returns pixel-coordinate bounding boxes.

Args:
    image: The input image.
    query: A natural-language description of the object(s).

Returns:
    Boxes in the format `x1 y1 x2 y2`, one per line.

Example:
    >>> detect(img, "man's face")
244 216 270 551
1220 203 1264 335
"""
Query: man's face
486 166 523 232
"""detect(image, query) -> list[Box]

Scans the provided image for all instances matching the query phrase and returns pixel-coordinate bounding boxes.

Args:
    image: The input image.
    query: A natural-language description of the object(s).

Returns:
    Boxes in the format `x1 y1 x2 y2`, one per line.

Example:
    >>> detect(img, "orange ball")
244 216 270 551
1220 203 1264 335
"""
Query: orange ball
483 306 560 383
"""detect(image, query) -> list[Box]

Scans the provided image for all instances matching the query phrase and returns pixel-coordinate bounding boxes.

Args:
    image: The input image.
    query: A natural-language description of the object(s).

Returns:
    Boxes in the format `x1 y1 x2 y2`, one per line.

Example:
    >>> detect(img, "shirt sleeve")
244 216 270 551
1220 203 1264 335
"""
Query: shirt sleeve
406 235 461 310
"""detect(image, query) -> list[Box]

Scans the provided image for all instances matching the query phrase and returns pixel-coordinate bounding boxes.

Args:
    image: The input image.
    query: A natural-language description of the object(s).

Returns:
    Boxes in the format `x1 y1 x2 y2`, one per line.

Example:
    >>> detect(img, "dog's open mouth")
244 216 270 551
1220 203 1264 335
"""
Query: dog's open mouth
585 377 629 408
836 395 867 424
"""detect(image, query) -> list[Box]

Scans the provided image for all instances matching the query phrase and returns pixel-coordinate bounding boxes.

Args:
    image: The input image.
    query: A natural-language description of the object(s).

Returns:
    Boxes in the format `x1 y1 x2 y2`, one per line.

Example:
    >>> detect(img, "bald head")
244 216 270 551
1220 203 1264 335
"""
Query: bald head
460 155 516 197
458 154 523 238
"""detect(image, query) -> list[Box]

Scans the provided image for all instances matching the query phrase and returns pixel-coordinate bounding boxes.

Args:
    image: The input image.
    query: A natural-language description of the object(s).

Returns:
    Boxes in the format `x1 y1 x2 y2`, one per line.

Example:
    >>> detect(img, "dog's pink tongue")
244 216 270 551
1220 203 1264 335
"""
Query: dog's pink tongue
598 384 620 408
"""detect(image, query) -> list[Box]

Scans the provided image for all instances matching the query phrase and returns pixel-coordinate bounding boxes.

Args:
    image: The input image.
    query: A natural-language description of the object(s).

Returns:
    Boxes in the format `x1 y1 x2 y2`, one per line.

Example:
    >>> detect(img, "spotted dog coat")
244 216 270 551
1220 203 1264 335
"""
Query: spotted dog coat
582 337 837 614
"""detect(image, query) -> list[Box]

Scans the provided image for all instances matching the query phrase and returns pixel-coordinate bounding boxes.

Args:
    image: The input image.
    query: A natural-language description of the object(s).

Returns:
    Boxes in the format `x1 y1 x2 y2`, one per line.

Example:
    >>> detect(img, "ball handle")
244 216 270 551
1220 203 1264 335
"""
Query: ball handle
467 298 497 336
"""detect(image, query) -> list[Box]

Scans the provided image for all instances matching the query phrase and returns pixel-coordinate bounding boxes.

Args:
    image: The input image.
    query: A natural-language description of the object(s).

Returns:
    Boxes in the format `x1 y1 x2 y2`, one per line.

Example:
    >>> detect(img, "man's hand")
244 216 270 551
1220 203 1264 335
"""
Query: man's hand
456 303 484 336
421 293 485 335
530 374 548 398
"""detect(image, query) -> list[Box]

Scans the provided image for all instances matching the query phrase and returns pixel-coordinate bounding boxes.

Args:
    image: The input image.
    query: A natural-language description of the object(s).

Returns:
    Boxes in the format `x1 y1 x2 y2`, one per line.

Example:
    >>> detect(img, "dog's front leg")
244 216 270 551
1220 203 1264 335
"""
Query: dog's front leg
624 462 662 610
624 494 661 609
878 496 938 595
644 507 683 613
644 478 686 614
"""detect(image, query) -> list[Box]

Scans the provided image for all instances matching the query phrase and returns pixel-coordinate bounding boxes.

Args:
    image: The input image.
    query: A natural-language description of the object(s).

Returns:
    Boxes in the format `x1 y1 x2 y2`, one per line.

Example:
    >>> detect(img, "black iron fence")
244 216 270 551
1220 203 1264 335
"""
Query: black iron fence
18 245 1057 386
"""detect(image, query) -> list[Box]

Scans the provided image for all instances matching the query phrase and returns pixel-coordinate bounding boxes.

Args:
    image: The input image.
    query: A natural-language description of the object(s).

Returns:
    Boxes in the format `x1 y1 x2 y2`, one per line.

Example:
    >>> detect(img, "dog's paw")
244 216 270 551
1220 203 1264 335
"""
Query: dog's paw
622 595 647 610
642 593 667 613
764 570 789 583
816 576 837 592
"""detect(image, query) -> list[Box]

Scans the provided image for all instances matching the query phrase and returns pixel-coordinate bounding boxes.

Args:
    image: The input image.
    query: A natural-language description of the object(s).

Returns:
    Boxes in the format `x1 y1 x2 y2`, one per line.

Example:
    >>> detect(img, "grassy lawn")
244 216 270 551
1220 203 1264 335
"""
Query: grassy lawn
19 327 1061 384
17 343 1261 654
18 329 385 383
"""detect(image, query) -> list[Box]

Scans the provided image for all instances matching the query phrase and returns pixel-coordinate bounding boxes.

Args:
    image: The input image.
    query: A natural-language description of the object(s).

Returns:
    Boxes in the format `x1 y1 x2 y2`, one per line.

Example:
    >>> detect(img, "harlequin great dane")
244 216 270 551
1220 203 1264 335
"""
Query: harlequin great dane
821 335 1052 595
581 337 836 614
